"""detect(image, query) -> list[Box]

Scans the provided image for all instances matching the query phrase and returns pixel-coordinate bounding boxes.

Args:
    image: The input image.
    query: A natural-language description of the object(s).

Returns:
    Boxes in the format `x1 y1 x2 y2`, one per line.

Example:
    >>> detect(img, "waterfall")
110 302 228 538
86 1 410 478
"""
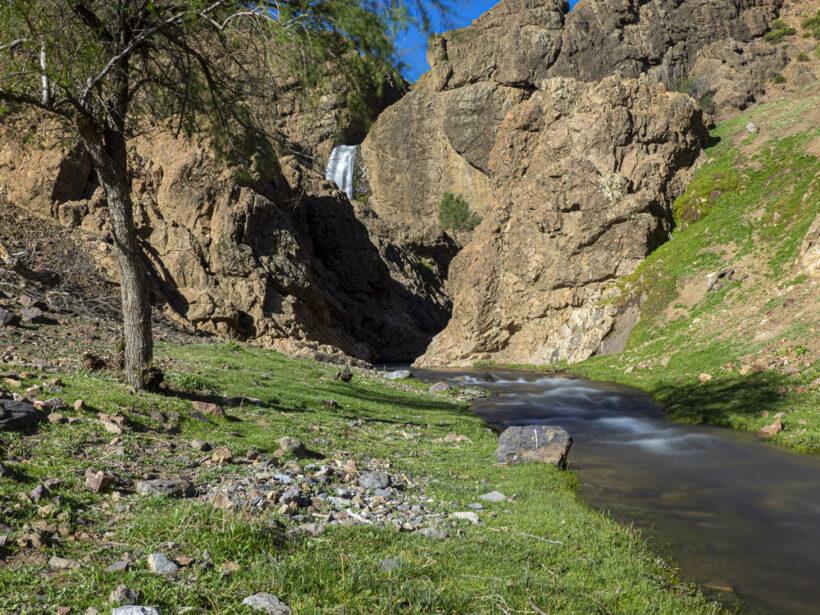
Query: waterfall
325 145 357 200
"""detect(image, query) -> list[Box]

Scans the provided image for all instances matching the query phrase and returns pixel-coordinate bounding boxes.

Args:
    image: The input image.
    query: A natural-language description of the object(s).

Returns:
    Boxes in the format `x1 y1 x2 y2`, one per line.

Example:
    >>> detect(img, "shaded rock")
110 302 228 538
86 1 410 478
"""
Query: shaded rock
211 446 233 464
358 471 390 490
429 381 451 394
30 483 49 504
104 560 130 573
0 399 44 431
84 468 114 493
109 585 143 606
276 437 308 458
494 425 572 467
242 593 291 615
135 479 195 498
192 401 225 418
0 310 19 327
190 438 210 452
20 307 47 323
147 552 178 574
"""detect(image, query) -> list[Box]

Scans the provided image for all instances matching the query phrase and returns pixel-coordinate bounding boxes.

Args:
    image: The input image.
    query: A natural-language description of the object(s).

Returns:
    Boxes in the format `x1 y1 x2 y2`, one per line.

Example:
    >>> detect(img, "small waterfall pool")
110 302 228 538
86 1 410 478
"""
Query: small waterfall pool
412 367 820 615
325 145 357 199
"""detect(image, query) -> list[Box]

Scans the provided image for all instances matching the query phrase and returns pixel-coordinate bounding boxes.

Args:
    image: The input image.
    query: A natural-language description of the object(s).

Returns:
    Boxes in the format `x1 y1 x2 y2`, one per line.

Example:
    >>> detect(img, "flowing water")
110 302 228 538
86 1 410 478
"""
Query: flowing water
412 368 820 614
325 145 357 199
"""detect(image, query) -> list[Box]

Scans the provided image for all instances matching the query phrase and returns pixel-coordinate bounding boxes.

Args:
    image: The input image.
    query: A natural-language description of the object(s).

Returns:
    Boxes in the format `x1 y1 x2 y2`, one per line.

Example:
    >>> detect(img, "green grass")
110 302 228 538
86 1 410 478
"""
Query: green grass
563 96 820 451
0 343 723 614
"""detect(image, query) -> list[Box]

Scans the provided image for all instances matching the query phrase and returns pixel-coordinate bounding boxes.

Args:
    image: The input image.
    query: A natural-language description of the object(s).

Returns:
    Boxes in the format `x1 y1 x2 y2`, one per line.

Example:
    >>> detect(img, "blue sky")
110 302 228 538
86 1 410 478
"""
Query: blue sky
396 1 500 81
396 0 579 82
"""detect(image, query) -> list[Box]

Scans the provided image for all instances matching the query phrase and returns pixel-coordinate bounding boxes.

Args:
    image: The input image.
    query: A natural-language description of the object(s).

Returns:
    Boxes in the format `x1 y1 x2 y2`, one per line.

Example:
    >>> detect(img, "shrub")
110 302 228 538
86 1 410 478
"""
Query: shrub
438 193 482 231
773 74 788 84
797 51 810 61
801 11 820 38
765 20 797 43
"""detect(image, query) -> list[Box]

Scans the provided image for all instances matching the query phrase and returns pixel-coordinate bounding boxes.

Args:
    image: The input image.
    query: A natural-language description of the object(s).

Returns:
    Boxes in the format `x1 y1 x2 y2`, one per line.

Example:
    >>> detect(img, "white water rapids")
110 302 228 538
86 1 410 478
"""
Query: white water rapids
325 145 357 199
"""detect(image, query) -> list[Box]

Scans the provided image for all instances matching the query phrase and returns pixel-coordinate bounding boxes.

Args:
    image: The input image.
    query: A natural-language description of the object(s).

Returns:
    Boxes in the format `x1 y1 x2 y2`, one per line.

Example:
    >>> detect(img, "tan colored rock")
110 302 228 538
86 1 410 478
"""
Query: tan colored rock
757 418 784 438
418 76 706 366
211 446 233 465
191 401 225 418
84 468 114 493
211 493 234 510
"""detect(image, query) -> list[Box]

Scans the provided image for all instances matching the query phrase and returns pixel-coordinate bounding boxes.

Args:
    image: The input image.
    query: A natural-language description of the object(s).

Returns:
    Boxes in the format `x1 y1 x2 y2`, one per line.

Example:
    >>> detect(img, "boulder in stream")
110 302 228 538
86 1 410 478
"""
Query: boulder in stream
494 425 572 468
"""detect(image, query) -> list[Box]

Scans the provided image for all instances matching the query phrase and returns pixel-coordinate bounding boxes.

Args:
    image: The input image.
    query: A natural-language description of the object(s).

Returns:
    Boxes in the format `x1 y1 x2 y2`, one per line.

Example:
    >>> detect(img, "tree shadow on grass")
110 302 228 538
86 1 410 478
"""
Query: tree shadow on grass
651 371 789 426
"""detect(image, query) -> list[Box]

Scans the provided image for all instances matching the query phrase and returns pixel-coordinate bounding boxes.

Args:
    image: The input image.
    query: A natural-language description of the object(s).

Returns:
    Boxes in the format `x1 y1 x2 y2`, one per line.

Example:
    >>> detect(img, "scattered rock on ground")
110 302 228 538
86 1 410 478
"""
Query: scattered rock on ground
242 593 291 615
192 401 225 418
452 511 480 524
147 552 178 574
211 446 233 464
84 468 114 493
276 436 308 458
111 607 160 615
429 381 450 393
358 470 390 490
109 585 143 606
385 370 413 380
757 418 784 438
135 479 195 498
0 399 44 431
494 425 572 467
479 491 507 502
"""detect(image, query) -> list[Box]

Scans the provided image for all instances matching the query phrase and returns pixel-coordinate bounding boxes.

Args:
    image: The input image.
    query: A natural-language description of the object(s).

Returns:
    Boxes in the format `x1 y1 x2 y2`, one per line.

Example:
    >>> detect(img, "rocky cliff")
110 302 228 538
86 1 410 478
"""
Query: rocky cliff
357 0 786 366
0 111 446 363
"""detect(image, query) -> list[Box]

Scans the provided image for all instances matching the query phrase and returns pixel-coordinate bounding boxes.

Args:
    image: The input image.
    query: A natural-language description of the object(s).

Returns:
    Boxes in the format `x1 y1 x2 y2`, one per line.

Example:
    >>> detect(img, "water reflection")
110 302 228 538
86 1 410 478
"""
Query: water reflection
413 368 820 615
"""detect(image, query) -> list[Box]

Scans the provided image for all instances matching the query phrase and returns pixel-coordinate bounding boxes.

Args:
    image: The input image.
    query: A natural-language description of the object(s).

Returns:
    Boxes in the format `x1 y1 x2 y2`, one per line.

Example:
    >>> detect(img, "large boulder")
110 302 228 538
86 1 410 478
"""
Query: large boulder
418 76 706 366
0 399 44 431
494 425 572 467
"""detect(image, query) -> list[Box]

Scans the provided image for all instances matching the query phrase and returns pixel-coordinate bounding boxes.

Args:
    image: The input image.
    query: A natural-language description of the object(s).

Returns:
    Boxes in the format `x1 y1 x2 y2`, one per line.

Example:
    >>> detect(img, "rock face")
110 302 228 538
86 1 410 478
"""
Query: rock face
419 76 706 366
494 425 572 467
0 119 445 363
361 0 783 366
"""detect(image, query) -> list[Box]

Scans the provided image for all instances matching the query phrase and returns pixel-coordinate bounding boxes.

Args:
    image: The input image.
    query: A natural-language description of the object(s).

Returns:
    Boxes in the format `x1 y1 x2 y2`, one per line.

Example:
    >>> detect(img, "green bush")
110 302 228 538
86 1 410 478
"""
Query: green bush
765 20 797 43
797 51 810 61
438 193 482 231
773 74 788 84
802 10 820 39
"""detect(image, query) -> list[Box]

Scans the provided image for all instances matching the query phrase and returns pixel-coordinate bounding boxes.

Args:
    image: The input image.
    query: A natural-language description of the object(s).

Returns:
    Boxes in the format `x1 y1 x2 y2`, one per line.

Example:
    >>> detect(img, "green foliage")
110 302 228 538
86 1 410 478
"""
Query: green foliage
801 10 820 39
438 192 482 231
0 341 724 613
764 20 797 43
773 74 788 84
673 75 714 113
169 371 216 393
797 51 810 61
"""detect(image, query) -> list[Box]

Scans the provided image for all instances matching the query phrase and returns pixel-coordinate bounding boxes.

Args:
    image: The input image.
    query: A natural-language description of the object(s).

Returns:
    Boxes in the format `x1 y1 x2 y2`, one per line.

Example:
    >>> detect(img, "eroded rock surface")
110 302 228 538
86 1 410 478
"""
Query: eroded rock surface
418 76 706 366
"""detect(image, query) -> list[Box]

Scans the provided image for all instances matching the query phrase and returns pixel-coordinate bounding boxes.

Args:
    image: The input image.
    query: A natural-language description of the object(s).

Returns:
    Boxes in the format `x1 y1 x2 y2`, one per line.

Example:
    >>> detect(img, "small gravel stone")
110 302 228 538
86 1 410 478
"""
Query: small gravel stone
242 593 291 615
379 557 400 570
418 527 448 540
358 471 390 490
453 511 480 524
429 381 451 393
467 503 484 511
109 585 143 606
147 552 178 574
384 370 412 380
479 491 507 502
276 436 308 458
111 608 160 615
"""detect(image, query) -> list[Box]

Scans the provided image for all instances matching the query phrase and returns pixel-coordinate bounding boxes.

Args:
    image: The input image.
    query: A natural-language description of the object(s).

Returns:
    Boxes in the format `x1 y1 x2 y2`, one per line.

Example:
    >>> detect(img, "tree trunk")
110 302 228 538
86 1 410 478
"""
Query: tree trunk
78 117 153 389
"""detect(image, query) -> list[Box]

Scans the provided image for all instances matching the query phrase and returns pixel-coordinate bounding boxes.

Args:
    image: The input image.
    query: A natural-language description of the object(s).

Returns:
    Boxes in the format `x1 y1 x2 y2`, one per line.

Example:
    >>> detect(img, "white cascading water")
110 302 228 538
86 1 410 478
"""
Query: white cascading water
325 145 357 200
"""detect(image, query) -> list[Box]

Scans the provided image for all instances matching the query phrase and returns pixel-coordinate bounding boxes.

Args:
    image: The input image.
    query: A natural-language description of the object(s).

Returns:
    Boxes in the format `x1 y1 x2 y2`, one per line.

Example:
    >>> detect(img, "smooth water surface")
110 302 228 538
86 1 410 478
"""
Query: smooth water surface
413 368 820 614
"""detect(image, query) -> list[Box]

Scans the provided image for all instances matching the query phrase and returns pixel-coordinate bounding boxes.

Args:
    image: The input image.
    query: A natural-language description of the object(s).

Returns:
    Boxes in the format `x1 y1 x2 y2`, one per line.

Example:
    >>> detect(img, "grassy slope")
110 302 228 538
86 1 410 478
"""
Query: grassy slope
0 343 722 614
569 89 820 450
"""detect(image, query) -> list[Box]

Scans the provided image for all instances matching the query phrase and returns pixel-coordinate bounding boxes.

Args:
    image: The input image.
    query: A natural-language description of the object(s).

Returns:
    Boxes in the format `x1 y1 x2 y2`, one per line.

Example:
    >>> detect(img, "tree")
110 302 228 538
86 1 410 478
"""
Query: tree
0 0 446 389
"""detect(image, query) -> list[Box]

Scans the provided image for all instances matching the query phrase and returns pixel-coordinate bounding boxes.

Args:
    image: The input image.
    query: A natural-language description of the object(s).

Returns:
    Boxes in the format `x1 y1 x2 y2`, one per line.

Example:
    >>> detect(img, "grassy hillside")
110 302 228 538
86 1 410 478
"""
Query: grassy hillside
572 86 820 450
0 342 723 614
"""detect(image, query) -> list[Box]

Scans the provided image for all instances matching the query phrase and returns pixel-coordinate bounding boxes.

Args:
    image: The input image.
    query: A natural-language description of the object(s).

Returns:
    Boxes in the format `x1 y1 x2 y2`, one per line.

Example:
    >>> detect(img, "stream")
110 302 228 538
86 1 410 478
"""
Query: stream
412 368 820 615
